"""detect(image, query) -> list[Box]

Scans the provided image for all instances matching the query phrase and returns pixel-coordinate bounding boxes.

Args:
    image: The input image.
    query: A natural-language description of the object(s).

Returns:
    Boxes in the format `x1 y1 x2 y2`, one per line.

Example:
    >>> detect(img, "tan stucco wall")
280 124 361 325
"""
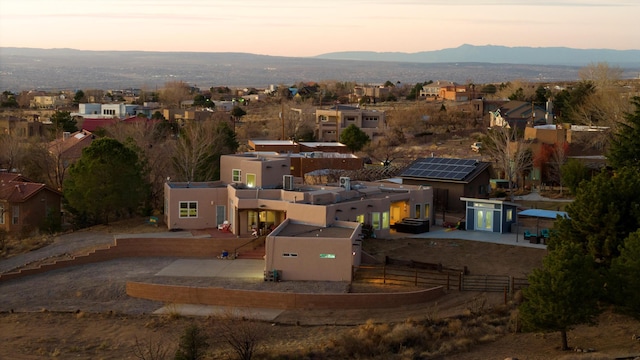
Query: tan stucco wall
164 183 228 230
265 230 359 282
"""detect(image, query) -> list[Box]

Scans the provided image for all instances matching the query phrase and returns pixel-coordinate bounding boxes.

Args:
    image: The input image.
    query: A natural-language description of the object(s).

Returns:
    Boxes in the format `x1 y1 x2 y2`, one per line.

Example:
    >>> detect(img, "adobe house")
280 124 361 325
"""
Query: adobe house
399 157 492 213
246 140 362 178
165 153 433 239
164 153 433 281
0 173 62 236
266 219 362 282
315 104 386 142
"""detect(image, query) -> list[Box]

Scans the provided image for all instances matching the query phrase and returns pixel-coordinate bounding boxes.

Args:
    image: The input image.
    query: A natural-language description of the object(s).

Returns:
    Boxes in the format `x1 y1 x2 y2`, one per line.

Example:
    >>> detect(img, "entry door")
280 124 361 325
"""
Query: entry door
476 210 493 231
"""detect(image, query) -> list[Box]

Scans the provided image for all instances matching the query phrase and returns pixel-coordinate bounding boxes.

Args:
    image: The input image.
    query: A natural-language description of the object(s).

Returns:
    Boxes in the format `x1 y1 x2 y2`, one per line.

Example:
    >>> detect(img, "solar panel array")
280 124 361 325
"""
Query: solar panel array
401 158 478 180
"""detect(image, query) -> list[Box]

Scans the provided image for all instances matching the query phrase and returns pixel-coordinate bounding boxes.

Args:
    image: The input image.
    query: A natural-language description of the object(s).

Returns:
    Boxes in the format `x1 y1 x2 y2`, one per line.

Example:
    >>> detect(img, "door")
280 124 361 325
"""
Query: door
476 209 493 231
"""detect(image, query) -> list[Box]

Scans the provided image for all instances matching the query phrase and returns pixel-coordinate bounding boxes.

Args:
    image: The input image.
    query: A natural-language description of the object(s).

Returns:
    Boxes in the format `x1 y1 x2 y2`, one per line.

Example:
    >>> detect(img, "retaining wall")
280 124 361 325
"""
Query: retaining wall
0 237 250 283
126 282 446 310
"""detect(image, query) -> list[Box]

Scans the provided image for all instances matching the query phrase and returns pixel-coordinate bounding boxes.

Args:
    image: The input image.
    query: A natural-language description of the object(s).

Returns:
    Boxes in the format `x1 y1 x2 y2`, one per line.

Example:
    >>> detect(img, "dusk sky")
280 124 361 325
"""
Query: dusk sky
1 0 638 57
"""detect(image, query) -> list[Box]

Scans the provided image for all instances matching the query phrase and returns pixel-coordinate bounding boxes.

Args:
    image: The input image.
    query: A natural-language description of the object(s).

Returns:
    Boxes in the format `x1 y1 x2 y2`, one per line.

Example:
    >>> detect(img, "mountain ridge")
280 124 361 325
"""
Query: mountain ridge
1 46 638 91
314 44 640 66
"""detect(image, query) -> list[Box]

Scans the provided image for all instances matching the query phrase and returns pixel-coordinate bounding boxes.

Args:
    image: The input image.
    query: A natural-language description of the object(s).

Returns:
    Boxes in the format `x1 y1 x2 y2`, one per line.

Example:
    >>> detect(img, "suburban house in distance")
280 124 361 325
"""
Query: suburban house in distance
0 173 62 236
315 104 386 142
489 100 550 130
247 140 363 178
419 81 470 102
399 157 492 213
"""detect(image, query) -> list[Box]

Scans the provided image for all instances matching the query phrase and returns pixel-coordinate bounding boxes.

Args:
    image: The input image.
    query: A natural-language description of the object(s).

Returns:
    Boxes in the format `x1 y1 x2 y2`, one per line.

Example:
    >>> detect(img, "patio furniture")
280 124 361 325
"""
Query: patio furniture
524 230 539 244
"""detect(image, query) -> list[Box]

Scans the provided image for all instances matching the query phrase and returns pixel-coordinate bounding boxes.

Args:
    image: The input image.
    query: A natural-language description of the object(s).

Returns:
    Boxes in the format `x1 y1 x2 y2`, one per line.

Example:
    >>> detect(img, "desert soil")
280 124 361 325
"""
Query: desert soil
1 220 640 359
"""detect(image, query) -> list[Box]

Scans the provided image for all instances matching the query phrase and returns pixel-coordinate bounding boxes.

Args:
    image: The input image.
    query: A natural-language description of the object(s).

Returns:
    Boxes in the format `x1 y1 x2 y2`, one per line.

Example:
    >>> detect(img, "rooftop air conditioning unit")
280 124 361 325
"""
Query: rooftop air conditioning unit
339 176 351 191
283 175 294 191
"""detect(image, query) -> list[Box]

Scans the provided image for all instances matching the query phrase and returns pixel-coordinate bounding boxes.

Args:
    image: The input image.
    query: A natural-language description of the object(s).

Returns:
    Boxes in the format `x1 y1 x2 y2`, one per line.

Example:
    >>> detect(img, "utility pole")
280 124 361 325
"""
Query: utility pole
335 101 340 142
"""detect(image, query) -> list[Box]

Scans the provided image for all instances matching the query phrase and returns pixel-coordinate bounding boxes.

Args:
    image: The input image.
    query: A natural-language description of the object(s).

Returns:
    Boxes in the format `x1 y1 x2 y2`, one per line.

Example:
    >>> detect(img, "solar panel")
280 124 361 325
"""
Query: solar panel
401 157 479 180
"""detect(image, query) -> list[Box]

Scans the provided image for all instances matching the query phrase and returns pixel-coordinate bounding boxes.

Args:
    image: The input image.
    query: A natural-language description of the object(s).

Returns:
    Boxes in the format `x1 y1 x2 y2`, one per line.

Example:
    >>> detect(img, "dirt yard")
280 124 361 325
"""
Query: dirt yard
1 220 640 359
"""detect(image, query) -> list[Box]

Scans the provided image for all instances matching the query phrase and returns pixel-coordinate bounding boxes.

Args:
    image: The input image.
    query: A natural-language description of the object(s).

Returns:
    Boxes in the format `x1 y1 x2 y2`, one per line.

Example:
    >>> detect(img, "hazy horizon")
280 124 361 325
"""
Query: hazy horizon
1 1 639 58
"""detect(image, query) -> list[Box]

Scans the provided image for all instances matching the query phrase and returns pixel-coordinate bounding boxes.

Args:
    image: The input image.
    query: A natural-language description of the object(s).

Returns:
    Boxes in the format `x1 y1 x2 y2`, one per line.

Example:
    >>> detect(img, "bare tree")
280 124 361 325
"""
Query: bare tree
482 125 532 197
0 132 24 171
546 142 568 194
160 81 192 108
106 120 177 211
364 128 408 167
578 62 624 89
132 333 174 360
211 309 267 360
172 120 237 182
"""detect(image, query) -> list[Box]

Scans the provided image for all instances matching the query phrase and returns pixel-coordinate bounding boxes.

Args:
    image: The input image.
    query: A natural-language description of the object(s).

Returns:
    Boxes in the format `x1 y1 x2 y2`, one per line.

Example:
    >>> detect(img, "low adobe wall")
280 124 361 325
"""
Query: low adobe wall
0 237 252 283
126 282 446 310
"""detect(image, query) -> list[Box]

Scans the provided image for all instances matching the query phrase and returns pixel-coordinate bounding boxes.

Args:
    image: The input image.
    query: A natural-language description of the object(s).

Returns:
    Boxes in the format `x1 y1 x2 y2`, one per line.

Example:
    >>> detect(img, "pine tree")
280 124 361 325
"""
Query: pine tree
519 241 602 350
63 138 148 226
608 96 640 170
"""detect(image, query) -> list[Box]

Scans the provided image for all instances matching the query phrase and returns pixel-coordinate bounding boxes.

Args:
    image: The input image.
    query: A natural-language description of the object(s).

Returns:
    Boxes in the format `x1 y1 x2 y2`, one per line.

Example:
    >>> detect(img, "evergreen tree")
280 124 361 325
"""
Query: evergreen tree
340 124 370 152
519 241 602 350
560 158 591 195
608 96 640 170
50 110 78 134
552 166 640 265
63 138 148 226
609 230 640 318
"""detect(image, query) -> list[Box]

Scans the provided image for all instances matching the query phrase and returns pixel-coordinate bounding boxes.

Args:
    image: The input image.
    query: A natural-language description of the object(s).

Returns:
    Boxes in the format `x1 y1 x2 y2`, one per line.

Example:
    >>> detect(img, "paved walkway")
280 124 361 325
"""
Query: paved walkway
408 225 547 249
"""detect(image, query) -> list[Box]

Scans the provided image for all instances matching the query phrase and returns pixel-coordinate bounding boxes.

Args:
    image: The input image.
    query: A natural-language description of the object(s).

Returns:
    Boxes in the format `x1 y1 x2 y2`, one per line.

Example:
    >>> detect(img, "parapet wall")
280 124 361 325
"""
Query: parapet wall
126 282 445 310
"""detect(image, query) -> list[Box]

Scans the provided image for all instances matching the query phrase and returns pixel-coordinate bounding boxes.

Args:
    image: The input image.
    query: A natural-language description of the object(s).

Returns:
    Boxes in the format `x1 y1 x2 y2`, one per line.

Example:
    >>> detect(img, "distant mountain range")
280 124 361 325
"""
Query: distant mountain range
315 44 640 66
0 45 638 91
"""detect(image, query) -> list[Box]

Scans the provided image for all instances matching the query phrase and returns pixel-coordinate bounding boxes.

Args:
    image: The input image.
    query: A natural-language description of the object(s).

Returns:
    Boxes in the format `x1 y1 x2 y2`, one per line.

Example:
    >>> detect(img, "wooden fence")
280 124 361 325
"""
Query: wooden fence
354 264 528 294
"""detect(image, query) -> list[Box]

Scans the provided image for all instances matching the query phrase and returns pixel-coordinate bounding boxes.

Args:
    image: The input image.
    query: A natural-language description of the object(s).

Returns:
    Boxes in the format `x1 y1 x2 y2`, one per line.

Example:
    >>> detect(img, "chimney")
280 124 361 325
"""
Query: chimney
63 132 71 140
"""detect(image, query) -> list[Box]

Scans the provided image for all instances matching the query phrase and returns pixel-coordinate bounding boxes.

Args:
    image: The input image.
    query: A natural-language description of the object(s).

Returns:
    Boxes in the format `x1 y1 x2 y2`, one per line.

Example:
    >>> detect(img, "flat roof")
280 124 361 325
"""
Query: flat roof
277 223 355 239
167 182 226 189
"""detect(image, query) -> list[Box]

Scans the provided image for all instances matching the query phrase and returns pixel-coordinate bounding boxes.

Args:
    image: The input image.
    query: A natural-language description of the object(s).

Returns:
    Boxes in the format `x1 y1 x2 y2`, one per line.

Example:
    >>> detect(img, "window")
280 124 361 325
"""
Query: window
0 204 4 224
382 211 390 229
282 253 298 257
319 115 328 122
179 201 198 218
12 206 19 225
423 203 430 219
506 209 513 222
415 204 421 219
356 214 364 224
371 212 381 230
232 169 241 182
246 173 256 188
319 254 336 259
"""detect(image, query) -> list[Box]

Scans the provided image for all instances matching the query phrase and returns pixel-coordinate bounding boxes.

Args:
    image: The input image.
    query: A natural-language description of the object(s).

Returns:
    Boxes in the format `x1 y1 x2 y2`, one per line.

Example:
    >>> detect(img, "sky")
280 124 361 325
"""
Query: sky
1 0 638 57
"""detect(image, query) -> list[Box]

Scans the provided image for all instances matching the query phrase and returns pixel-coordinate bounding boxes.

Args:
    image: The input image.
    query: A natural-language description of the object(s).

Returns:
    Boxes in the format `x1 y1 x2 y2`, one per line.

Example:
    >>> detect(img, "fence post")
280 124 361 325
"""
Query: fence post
510 276 514 296
504 286 508 305
383 265 386 284
459 272 463 291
